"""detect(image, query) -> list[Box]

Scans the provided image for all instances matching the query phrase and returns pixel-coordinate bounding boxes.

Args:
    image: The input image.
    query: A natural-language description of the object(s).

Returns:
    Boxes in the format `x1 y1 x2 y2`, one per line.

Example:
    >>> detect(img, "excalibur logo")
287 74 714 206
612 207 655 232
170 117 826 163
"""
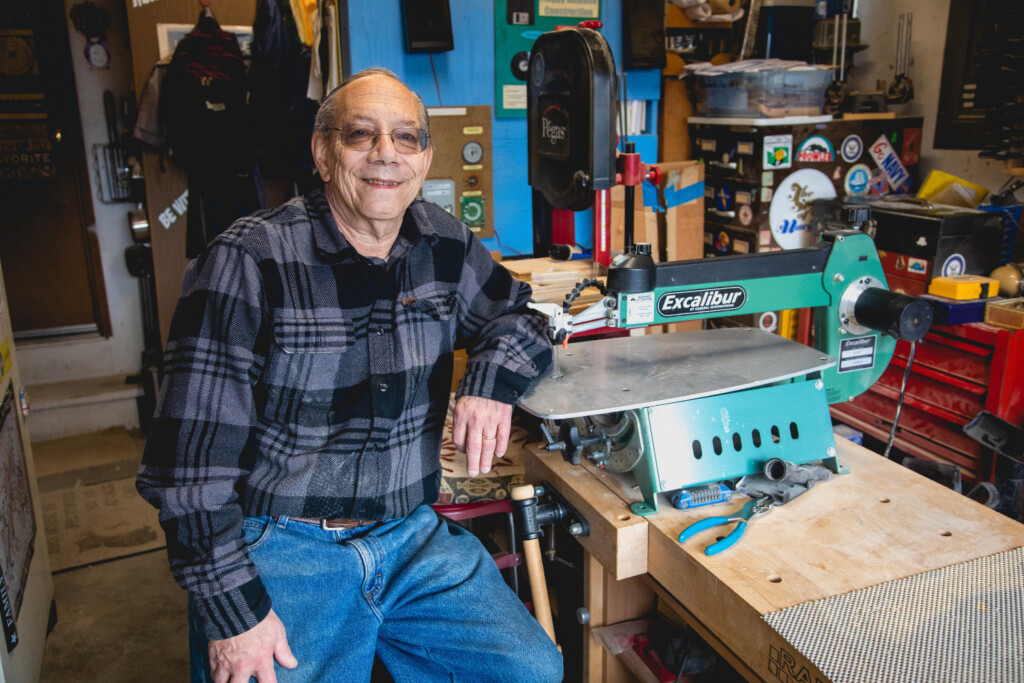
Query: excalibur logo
541 117 566 144
658 286 746 316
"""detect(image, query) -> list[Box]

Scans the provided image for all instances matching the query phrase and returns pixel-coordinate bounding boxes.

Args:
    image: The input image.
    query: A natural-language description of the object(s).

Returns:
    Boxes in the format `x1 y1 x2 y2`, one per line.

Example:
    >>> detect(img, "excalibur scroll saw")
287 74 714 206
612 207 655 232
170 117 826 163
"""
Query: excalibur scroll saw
520 25 933 516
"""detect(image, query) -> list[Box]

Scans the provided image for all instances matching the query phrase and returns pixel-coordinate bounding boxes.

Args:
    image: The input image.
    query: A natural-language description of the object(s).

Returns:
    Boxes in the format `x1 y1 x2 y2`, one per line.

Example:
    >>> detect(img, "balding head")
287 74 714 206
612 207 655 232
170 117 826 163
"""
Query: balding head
313 68 431 143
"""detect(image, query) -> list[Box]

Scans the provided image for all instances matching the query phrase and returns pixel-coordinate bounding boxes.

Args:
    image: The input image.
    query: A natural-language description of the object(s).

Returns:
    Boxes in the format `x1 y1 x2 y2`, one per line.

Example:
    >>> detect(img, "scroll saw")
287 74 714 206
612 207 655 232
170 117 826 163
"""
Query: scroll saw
521 25 933 516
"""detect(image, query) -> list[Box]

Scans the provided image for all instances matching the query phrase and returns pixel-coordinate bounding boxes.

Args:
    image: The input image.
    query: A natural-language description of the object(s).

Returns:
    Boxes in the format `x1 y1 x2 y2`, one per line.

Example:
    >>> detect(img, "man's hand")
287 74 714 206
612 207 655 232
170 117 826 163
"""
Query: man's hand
208 609 297 683
452 396 514 476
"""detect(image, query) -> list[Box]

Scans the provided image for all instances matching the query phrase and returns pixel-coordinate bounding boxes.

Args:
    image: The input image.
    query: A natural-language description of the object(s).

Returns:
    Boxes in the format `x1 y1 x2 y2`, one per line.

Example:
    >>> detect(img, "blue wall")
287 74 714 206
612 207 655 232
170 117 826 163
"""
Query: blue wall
344 0 660 256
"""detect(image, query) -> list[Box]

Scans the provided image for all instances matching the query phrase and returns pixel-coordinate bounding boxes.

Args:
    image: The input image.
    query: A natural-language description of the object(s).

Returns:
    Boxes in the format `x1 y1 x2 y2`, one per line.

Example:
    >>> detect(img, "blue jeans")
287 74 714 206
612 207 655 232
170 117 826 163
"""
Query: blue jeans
189 505 563 682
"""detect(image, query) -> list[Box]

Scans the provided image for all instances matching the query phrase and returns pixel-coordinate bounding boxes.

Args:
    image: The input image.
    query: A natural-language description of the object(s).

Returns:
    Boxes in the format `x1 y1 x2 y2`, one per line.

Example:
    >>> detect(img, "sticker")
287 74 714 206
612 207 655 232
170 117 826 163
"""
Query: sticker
844 164 871 196
714 231 731 254
902 128 922 166
704 185 714 199
736 190 752 205
539 0 599 19
895 255 907 271
796 135 834 162
763 135 792 169
462 164 483 171
704 232 713 245
768 169 836 249
840 134 863 162
761 187 773 202
625 292 655 325
833 166 841 180
838 336 877 373
462 126 484 136
869 169 889 196
869 135 912 193
460 196 484 227
908 257 928 275
738 204 754 226
157 189 189 229
758 311 778 332
502 84 527 110
700 138 717 152
942 254 966 277
737 141 754 156
758 230 772 246
733 239 750 254
761 171 774 187
715 186 733 212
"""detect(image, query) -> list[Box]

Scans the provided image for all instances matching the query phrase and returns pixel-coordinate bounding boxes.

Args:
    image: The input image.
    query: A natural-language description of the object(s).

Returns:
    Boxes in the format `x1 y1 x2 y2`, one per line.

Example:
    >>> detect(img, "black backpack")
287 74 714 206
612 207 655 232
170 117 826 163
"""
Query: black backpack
160 11 253 176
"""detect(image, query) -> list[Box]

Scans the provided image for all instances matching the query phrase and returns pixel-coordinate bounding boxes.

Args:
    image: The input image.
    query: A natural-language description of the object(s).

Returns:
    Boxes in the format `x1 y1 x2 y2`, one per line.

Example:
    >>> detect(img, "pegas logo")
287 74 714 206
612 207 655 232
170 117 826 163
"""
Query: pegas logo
658 286 747 317
540 106 568 145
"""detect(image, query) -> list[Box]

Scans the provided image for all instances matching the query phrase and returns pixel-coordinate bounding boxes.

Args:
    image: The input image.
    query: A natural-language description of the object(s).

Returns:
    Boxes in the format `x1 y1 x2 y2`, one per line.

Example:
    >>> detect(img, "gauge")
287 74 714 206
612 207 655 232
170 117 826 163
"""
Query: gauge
462 141 484 164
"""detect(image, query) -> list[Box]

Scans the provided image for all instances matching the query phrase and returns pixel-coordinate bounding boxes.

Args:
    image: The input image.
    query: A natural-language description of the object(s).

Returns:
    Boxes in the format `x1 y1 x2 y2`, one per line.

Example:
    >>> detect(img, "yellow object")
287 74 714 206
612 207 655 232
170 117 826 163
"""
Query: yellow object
928 275 999 300
917 170 989 208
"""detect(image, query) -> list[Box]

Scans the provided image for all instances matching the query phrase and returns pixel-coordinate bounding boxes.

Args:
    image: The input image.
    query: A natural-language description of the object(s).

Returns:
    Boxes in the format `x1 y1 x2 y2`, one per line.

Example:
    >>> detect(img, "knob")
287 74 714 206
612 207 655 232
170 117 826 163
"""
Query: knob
576 607 590 625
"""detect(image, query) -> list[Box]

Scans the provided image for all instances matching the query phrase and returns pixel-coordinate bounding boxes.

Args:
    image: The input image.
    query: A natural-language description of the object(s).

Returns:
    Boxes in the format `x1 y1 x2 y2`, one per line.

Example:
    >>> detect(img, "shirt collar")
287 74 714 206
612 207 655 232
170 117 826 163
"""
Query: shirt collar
305 189 438 264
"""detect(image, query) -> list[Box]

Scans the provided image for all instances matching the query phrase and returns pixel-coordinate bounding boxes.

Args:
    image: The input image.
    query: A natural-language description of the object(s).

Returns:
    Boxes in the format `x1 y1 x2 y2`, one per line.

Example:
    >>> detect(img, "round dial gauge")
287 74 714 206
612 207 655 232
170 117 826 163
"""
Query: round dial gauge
462 141 484 164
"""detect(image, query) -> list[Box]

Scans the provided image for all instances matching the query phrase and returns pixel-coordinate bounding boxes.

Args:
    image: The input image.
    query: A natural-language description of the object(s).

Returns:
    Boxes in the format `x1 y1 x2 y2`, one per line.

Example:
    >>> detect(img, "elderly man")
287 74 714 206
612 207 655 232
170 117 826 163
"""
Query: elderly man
137 68 560 682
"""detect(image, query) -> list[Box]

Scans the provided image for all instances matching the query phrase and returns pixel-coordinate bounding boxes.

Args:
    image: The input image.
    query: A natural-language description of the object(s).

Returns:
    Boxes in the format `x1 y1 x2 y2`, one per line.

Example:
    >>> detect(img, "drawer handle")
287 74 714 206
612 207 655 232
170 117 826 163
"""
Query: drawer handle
708 209 736 218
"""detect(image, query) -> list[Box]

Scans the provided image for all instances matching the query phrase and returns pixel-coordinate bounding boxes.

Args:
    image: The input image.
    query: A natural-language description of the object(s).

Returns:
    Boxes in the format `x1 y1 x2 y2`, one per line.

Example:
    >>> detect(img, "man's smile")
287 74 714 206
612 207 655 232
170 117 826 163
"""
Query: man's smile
363 178 402 187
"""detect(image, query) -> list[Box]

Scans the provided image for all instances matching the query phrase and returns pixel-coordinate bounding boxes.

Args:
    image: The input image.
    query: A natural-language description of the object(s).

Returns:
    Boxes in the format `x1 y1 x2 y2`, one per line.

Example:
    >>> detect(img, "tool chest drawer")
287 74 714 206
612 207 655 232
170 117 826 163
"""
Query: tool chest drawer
832 323 1024 483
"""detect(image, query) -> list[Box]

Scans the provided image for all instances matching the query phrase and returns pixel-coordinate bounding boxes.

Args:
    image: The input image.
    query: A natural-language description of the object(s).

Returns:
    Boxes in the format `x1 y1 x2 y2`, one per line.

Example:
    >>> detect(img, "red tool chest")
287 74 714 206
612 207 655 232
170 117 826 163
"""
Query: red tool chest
831 323 1024 483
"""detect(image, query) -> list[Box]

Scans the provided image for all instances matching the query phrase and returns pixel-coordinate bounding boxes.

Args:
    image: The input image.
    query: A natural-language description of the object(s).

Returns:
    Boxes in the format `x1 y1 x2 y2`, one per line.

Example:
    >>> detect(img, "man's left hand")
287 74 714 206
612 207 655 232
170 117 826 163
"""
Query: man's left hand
452 396 513 476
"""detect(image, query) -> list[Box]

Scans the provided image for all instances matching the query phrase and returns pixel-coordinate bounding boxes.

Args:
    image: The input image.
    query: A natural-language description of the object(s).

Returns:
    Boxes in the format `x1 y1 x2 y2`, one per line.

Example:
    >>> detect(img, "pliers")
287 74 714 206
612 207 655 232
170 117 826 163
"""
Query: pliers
677 496 773 556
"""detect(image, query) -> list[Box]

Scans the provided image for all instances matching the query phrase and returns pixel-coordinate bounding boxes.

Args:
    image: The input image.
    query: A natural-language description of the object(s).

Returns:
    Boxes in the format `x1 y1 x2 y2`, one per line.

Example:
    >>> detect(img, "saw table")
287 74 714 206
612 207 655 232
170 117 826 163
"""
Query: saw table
523 438 1024 682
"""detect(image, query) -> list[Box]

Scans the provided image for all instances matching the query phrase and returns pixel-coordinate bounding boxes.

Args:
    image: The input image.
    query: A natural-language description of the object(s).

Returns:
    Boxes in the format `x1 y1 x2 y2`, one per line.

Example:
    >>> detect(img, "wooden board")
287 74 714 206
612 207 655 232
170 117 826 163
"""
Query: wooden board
424 105 494 238
525 437 1024 682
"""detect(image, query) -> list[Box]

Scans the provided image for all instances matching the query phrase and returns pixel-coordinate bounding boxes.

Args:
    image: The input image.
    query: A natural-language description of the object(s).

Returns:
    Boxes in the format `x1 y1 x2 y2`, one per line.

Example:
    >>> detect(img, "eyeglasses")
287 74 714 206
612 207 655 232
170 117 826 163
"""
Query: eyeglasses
325 125 430 155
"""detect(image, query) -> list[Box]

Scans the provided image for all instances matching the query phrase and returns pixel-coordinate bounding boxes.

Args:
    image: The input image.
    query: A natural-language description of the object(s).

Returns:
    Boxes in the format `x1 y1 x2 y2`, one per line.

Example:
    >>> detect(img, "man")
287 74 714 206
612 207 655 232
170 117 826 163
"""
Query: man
137 68 561 682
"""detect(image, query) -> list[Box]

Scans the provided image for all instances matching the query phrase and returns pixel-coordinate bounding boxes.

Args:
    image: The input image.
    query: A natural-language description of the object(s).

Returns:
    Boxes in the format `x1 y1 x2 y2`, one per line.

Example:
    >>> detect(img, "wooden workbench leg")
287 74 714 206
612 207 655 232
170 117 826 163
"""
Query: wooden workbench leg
583 554 655 683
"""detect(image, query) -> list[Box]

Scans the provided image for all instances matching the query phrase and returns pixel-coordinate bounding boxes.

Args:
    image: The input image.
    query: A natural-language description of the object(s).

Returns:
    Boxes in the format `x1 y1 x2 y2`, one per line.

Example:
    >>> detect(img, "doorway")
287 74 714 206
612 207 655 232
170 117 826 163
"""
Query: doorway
0 0 111 341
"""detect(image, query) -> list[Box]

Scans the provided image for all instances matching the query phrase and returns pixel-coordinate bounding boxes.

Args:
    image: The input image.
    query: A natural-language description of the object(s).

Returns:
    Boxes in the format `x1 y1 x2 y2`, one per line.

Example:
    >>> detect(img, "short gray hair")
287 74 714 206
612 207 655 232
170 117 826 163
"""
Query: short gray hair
313 68 431 143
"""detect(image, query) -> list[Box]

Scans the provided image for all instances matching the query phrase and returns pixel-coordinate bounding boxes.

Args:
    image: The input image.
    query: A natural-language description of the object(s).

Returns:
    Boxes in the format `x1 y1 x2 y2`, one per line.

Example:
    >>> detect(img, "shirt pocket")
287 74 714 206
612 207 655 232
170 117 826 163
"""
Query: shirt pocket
403 291 457 323
273 316 351 354
260 316 354 437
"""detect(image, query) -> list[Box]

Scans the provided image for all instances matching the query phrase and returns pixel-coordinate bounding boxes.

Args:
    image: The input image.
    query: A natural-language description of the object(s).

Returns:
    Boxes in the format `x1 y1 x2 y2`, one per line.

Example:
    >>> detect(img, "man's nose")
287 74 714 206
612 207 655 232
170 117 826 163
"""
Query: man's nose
369 132 400 162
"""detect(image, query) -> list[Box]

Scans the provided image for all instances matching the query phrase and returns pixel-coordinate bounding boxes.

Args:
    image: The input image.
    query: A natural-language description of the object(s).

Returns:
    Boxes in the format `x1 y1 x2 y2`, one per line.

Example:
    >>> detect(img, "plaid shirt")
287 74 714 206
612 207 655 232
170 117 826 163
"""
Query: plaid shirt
137 189 551 640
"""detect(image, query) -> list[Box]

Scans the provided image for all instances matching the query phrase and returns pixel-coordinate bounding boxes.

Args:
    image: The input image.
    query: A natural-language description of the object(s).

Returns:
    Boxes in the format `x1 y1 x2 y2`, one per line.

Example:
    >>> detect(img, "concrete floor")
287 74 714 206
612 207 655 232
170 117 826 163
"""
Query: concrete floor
34 428 188 682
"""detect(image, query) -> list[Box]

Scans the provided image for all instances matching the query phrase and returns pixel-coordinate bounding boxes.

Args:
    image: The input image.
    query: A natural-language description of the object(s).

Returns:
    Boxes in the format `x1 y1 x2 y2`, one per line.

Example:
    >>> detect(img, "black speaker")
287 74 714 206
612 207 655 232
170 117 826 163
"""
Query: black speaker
623 0 666 70
401 0 454 53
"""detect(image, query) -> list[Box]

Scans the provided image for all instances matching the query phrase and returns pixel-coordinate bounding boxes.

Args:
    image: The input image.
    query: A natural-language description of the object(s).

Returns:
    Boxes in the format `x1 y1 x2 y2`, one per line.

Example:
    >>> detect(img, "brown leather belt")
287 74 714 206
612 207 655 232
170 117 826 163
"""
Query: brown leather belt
288 517 377 530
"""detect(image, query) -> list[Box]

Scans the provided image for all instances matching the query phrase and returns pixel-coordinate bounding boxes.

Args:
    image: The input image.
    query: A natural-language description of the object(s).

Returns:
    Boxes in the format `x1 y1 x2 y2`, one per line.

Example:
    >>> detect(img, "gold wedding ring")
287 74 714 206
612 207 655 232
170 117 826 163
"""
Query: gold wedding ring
482 434 497 440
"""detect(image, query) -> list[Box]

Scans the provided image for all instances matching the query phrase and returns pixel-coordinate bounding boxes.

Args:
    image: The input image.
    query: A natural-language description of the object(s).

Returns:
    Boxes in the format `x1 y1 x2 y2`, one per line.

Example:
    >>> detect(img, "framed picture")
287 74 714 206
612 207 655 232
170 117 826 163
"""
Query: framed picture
155 22 253 61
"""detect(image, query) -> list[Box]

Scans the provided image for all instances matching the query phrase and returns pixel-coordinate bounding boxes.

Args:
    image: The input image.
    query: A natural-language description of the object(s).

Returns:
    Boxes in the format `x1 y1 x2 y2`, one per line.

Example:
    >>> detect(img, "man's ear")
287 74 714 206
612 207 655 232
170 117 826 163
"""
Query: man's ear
311 131 332 182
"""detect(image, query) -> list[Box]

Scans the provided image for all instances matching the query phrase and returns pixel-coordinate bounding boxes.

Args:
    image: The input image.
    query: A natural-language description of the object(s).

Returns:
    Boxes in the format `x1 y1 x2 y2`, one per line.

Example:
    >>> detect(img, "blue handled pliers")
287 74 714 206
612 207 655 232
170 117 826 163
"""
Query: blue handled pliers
677 496 773 556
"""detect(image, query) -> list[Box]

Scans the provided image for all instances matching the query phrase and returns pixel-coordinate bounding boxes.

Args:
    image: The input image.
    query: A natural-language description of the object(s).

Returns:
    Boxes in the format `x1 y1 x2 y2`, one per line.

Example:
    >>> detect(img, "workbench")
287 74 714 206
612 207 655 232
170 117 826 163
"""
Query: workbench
524 438 1024 682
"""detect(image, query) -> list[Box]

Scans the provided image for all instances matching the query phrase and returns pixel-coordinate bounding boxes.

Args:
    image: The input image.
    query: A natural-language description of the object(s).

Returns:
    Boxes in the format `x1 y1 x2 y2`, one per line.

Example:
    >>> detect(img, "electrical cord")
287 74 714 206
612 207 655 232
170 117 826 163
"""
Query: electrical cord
884 341 916 460
429 53 442 106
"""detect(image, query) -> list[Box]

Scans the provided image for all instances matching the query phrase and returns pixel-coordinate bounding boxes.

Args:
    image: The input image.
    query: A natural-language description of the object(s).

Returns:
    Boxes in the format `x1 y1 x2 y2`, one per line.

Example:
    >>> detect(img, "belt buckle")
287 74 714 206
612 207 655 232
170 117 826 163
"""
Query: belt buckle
320 518 361 530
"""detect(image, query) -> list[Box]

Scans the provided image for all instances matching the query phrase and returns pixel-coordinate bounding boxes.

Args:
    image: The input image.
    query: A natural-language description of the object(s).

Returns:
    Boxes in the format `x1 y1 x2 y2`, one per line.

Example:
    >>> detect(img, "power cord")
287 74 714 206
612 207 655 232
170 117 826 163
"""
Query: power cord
884 341 916 459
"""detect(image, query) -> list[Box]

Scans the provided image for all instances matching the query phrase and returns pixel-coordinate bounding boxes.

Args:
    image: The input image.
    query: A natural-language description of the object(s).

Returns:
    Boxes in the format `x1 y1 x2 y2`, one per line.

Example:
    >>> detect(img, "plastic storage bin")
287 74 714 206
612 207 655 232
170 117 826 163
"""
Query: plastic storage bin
686 60 832 118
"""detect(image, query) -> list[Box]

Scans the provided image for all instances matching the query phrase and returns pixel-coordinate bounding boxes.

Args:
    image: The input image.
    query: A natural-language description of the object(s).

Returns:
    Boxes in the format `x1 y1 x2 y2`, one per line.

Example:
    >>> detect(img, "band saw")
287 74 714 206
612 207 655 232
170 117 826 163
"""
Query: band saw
520 25 933 516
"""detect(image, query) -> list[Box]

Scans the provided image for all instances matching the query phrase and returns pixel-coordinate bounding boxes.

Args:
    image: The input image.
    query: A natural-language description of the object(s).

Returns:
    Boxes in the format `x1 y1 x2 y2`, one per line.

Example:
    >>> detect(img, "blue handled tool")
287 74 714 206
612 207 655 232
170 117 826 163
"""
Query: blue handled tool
677 496 773 556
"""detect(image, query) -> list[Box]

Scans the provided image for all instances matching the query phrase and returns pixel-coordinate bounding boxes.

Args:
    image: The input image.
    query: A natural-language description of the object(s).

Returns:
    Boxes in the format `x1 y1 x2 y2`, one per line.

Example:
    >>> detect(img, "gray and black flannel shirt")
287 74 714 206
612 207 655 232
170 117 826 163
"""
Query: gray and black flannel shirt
137 189 552 640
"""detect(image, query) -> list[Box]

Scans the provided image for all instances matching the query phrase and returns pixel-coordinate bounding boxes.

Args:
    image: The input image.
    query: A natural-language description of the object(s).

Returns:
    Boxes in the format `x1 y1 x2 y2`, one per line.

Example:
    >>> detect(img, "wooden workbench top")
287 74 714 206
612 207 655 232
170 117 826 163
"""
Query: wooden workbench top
525 438 1024 682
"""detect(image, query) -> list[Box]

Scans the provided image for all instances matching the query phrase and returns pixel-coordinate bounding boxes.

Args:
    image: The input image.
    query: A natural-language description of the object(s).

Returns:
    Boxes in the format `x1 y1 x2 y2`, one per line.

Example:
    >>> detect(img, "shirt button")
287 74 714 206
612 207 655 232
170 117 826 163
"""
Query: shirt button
379 382 388 392
376 328 384 336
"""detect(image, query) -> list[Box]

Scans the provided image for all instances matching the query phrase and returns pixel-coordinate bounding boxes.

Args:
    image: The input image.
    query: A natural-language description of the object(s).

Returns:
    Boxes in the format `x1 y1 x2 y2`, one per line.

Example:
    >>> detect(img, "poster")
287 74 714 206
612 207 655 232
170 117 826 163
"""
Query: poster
0 3 56 181
0 383 35 652
493 0 602 118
